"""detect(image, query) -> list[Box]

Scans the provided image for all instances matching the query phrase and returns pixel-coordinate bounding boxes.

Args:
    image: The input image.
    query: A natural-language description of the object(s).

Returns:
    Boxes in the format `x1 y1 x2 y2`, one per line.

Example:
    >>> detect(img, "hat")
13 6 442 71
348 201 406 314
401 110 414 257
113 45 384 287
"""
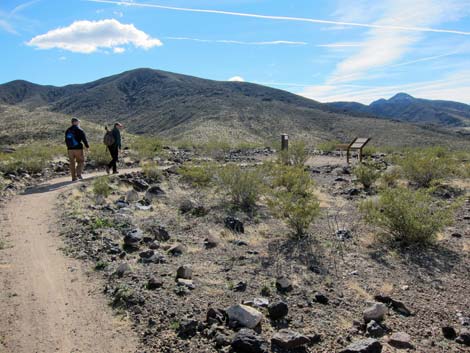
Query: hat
71 117 80 123
114 122 124 127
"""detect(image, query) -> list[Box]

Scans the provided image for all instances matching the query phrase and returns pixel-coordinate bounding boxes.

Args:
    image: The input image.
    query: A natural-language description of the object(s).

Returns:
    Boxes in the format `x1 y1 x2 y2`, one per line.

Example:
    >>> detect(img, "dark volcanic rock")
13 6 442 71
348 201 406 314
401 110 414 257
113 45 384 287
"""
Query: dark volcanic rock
123 228 143 248
314 292 329 304
271 329 310 349
276 277 293 293
456 329 470 346
442 326 457 340
268 301 288 320
225 217 245 233
339 338 382 353
366 320 386 338
178 319 200 339
147 277 163 290
231 328 268 353
374 294 412 316
176 264 193 280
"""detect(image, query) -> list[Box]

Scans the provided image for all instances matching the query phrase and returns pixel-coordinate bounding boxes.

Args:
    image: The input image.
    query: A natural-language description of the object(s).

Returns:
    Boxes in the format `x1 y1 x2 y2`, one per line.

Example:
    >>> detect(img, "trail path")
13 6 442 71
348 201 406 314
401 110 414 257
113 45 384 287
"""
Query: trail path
0 171 138 353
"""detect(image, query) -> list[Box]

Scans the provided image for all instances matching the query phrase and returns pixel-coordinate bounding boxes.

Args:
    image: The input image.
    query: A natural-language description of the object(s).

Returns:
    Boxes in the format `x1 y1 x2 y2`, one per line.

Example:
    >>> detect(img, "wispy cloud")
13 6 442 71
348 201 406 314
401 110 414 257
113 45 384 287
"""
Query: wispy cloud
0 0 40 34
27 19 162 53
87 0 470 36
165 36 307 46
10 0 40 16
316 42 362 48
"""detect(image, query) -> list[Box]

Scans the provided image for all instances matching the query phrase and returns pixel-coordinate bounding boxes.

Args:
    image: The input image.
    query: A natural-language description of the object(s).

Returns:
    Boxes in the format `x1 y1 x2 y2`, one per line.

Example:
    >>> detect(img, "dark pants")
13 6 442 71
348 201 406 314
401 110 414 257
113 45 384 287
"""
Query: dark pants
108 145 119 173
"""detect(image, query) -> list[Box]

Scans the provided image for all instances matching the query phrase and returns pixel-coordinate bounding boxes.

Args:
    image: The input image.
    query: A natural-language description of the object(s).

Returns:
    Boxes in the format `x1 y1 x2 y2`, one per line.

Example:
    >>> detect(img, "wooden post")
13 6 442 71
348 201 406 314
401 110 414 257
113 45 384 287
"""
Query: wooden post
281 134 289 151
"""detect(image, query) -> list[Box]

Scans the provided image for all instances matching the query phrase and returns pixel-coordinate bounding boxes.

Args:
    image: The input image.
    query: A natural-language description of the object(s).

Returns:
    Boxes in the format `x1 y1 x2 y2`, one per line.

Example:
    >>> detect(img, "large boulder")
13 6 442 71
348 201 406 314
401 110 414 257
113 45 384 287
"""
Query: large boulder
226 304 263 329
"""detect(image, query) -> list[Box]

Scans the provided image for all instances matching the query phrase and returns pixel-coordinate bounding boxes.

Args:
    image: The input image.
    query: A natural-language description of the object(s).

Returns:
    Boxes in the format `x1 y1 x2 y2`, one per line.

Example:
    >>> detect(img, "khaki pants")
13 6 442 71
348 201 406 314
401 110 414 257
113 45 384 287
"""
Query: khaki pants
68 149 85 179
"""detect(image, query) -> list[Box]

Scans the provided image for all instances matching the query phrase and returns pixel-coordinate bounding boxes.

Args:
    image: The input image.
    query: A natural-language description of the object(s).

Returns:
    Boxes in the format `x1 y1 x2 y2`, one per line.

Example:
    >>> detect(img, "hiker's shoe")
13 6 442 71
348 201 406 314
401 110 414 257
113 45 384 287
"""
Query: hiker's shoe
78 175 83 180
105 166 110 175
113 171 119 175
72 178 78 181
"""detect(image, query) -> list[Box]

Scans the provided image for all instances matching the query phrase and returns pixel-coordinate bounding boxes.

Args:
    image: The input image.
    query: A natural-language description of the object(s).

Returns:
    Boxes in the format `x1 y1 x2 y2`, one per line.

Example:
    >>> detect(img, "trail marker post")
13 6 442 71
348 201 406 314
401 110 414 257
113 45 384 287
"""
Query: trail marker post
281 134 289 151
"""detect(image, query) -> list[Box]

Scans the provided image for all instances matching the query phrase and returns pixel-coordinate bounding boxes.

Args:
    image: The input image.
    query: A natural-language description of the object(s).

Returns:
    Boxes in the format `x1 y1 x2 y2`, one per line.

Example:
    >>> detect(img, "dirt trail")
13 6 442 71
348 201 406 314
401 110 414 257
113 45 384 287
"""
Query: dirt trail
0 172 138 353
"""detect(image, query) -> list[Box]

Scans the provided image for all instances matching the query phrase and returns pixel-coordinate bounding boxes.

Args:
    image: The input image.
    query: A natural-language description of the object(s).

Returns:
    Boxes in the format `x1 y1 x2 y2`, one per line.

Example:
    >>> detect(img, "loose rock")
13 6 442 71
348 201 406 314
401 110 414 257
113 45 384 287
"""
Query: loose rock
271 329 310 349
339 338 383 353
226 304 263 329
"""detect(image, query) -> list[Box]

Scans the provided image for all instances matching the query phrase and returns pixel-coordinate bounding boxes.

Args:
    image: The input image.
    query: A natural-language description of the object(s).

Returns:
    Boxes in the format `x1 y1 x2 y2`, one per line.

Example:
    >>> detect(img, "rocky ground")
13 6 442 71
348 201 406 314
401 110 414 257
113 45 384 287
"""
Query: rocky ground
53 150 470 353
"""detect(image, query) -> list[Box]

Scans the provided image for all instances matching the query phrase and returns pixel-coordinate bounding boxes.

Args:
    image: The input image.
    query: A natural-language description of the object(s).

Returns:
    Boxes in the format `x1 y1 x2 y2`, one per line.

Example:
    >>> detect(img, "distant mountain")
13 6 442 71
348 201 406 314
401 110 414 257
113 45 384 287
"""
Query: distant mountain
1 68 469 148
329 93 470 127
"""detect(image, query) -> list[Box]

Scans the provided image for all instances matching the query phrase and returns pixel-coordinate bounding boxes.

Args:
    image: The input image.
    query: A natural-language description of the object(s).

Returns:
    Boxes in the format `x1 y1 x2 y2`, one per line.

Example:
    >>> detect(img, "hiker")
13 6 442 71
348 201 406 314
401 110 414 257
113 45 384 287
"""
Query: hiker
65 117 89 181
104 122 123 174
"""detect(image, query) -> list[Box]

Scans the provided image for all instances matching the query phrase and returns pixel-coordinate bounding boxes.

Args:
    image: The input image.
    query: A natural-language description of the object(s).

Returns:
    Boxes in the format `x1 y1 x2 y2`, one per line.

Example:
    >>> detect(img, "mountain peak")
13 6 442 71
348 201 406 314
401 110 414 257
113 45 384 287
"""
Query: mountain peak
389 92 414 101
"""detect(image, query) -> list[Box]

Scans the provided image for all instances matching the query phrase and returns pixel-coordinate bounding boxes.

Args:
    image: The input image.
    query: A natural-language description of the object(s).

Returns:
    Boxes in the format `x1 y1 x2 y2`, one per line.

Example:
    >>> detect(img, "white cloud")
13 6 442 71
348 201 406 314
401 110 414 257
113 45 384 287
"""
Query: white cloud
166 36 307 46
27 19 162 53
113 10 123 17
228 76 245 82
87 0 470 36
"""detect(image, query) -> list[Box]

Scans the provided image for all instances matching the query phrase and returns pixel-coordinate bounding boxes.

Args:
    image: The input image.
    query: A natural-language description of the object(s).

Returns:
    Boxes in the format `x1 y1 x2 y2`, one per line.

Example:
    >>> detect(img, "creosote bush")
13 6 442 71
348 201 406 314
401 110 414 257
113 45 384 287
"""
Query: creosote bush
129 136 164 160
379 166 402 188
278 141 309 167
360 186 454 245
397 147 455 188
141 161 162 180
352 162 381 190
88 146 110 167
268 164 320 237
179 162 215 187
216 164 264 210
92 176 112 197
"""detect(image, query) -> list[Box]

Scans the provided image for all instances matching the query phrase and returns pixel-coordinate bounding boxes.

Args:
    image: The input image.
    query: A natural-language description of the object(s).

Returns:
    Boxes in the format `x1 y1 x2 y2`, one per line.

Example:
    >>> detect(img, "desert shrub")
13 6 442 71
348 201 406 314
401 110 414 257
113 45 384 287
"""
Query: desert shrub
92 176 111 197
268 164 320 237
0 143 63 174
352 162 381 189
360 187 454 245
216 164 264 210
279 141 309 167
379 166 402 188
88 146 109 167
270 164 313 196
141 161 162 180
179 162 215 187
269 189 320 237
317 140 341 153
397 147 455 188
130 136 164 160
199 139 231 160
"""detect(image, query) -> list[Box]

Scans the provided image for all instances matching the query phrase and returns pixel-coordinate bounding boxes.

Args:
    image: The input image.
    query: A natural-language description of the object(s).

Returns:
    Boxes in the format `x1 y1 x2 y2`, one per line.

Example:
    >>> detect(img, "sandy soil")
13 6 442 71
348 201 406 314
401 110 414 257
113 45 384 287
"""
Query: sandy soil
0 172 138 353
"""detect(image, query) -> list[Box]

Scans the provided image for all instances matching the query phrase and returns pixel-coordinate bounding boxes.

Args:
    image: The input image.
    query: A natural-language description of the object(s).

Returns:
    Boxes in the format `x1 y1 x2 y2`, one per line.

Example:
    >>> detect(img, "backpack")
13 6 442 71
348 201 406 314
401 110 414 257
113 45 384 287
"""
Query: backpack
65 129 80 149
103 129 115 146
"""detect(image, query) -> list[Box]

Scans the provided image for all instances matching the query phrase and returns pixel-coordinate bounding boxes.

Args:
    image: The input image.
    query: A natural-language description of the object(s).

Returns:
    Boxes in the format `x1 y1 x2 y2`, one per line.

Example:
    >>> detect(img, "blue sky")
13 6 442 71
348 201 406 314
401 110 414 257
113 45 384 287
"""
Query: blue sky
1 0 470 103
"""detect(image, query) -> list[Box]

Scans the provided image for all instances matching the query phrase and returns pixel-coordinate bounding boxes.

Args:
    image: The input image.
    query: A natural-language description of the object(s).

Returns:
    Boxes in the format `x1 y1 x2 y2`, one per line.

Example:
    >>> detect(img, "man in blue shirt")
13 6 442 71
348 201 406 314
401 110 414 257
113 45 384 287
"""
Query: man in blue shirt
65 117 89 181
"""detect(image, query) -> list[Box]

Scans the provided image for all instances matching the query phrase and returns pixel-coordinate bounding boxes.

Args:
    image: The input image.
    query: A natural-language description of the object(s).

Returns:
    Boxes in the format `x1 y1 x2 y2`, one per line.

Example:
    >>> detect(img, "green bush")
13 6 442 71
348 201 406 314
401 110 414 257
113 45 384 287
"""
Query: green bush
199 139 231 160
397 147 455 188
88 146 109 167
216 164 264 210
0 143 63 174
379 166 402 188
278 141 309 167
269 189 320 237
353 162 381 189
92 176 112 197
129 136 164 160
141 161 162 180
268 163 320 237
179 162 215 187
270 164 313 196
360 187 454 245
317 140 341 153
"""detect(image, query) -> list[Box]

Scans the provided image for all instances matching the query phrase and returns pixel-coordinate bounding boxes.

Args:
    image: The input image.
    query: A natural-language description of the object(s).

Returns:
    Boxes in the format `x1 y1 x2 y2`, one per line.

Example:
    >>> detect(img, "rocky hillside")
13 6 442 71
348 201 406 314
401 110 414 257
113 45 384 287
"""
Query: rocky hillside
1 69 470 147
329 93 470 127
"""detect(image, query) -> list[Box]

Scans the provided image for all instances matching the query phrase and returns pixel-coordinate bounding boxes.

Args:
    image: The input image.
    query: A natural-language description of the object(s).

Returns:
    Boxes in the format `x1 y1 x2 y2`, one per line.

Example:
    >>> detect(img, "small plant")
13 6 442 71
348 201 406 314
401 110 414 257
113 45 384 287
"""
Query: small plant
141 161 162 180
92 176 112 197
0 143 63 174
360 186 454 245
112 284 134 308
179 162 215 187
216 164 264 211
317 140 341 153
95 260 108 271
397 147 455 188
353 162 381 190
91 217 112 229
199 138 231 160
269 190 320 237
271 164 312 196
169 321 180 331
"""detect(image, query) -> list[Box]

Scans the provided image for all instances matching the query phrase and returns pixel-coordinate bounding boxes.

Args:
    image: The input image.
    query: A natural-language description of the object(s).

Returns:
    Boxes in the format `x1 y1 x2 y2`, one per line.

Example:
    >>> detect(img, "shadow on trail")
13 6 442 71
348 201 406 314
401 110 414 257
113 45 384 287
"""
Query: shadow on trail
22 175 103 195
